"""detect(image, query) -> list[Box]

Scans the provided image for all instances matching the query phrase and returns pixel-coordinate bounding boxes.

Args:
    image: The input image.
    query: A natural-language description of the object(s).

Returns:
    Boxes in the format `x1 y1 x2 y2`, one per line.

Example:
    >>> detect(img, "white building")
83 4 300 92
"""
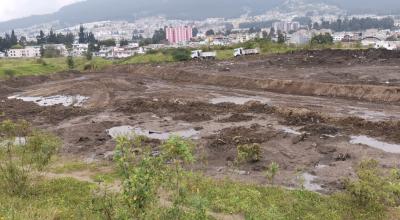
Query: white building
273 21 300 33
44 44 69 57
374 41 398 50
7 46 41 58
288 30 312 45
71 44 89 57
0 51 5 58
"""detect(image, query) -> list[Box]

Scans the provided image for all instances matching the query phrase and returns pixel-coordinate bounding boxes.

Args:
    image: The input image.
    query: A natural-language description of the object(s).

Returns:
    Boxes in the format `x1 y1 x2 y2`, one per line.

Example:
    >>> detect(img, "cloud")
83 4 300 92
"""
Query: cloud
0 0 81 22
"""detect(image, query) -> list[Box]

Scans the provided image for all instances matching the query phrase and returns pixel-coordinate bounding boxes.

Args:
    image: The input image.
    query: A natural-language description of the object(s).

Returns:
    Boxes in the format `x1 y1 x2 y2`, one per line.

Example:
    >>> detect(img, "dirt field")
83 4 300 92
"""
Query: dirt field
1 49 400 193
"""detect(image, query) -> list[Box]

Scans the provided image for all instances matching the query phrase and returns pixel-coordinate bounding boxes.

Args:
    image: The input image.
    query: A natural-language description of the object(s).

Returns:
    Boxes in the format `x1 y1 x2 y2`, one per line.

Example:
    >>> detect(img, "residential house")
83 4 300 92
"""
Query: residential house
71 44 89 57
7 46 41 58
0 51 5 58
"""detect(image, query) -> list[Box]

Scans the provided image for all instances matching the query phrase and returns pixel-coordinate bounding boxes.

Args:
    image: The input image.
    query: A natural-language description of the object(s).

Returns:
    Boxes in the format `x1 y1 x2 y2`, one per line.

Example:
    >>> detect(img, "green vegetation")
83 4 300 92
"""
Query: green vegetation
0 123 400 219
236 143 262 164
0 57 112 78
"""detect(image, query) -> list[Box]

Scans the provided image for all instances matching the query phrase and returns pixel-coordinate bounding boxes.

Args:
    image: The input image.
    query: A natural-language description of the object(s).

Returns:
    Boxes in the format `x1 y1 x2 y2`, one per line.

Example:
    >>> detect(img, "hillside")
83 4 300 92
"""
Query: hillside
0 0 399 32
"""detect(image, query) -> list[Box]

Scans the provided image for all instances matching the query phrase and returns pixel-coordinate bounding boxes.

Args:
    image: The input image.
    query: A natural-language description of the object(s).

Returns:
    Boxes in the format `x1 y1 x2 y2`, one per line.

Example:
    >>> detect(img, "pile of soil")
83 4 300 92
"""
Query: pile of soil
300 124 339 136
206 126 277 152
218 113 254 123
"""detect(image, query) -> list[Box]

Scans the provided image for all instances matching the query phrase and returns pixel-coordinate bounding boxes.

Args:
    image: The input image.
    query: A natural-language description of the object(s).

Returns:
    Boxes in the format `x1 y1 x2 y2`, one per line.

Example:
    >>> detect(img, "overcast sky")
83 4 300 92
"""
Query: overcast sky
0 0 81 22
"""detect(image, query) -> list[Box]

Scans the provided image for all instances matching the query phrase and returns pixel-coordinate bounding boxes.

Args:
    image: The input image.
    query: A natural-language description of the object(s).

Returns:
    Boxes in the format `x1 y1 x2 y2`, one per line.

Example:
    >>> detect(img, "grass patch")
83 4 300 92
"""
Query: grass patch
0 178 100 220
0 57 112 78
119 52 175 64
179 173 399 220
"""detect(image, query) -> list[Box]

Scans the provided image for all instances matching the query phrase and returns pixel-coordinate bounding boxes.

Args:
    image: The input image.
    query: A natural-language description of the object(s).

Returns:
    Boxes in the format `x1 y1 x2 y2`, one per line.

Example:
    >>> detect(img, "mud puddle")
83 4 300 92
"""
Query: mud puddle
210 96 271 105
302 173 323 192
107 126 200 140
8 95 88 107
350 135 400 153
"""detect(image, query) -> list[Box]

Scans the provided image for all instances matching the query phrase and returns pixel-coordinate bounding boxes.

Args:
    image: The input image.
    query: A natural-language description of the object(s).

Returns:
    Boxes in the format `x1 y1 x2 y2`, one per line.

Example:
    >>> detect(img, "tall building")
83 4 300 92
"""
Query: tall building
165 26 193 44
273 21 301 33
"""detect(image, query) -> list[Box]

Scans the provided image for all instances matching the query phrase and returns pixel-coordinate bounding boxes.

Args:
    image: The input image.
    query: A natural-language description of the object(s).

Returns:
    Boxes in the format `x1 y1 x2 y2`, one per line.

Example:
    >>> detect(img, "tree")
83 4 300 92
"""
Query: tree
277 32 285 44
36 30 46 45
152 28 166 44
79 25 86 44
192 27 199 37
18 36 27 47
311 33 333 45
205 29 215 36
120 39 129 46
67 56 74 69
10 30 18 46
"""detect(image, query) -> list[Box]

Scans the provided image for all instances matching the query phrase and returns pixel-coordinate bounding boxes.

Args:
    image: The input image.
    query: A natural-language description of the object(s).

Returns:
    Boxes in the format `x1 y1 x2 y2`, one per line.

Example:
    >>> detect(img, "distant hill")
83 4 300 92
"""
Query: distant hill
0 0 399 32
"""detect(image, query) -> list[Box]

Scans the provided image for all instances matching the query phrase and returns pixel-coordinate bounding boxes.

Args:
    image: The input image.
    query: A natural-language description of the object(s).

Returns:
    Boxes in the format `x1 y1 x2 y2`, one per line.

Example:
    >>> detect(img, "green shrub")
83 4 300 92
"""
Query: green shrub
0 120 60 196
3 69 16 78
236 143 262 164
169 48 191 61
344 159 400 212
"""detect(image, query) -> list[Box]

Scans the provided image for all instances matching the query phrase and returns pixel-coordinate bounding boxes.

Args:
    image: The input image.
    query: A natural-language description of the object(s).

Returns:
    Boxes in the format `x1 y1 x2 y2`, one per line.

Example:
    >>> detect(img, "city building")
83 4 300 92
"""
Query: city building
71 44 89 57
272 21 300 33
7 46 41 58
43 44 69 57
165 26 193 44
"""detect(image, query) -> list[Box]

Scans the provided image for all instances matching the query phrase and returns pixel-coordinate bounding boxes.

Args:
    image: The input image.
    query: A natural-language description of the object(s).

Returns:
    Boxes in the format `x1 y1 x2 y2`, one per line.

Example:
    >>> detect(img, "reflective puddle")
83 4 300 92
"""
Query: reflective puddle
107 126 200 140
280 127 302 135
302 173 323 192
8 95 88 107
210 96 271 105
350 135 400 154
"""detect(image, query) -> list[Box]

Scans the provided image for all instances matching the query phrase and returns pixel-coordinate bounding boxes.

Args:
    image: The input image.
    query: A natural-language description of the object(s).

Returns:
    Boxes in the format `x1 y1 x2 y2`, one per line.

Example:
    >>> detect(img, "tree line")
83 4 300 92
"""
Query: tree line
314 17 395 32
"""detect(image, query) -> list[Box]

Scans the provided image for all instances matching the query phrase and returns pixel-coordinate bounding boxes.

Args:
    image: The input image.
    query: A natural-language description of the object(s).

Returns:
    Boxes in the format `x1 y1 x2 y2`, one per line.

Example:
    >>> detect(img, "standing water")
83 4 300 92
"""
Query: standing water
350 135 400 154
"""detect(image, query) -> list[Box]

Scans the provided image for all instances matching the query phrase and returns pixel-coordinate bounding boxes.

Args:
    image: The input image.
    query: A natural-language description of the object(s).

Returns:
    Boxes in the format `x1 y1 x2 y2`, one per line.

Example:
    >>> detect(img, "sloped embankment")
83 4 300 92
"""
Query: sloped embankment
151 70 400 104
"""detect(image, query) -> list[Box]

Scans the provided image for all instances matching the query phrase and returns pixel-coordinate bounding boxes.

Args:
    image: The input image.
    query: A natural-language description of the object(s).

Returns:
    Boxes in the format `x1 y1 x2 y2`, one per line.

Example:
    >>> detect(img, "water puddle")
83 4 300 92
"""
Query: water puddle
348 110 389 121
277 126 302 135
210 96 270 105
350 135 400 153
8 95 88 107
302 173 323 192
107 126 200 140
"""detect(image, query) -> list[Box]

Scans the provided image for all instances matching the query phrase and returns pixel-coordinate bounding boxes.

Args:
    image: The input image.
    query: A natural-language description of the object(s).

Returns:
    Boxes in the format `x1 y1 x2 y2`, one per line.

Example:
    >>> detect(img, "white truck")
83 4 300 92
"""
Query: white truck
191 50 217 60
233 48 260 57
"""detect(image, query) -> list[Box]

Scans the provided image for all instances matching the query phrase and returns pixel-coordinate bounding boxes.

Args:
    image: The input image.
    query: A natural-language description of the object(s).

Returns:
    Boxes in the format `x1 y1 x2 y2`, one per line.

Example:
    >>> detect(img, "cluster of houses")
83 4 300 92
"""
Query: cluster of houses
1 42 147 59
2 26 400 59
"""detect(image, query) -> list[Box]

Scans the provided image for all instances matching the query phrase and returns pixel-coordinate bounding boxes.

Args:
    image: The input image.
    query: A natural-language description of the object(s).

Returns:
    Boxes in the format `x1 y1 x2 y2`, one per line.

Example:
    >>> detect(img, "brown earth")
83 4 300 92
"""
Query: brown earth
1 49 400 193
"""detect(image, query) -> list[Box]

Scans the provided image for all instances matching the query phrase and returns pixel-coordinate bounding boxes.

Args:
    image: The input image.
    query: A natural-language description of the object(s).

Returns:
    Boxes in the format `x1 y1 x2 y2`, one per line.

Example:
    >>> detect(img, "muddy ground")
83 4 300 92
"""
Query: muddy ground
1 49 400 193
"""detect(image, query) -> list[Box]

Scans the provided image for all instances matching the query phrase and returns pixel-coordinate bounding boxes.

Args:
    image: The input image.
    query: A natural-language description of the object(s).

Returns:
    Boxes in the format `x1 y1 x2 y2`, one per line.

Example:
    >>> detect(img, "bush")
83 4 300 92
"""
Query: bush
236 143 262 164
3 69 16 78
0 120 60 196
169 48 191 61
344 159 400 212
67 56 74 69
35 58 47 66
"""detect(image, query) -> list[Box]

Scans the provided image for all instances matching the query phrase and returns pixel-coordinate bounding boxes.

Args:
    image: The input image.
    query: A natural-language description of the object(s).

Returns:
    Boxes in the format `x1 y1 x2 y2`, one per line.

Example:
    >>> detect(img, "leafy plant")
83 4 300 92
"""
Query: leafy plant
265 162 280 185
113 135 164 218
236 143 261 164
0 120 60 196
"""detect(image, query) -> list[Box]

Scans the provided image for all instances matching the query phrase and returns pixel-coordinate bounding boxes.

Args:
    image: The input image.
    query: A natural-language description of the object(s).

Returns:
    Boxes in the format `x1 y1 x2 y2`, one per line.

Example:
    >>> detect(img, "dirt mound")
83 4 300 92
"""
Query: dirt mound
278 108 326 126
0 99 91 125
173 113 212 122
300 124 339 136
0 85 21 96
219 114 254 123
206 126 276 152
115 98 274 118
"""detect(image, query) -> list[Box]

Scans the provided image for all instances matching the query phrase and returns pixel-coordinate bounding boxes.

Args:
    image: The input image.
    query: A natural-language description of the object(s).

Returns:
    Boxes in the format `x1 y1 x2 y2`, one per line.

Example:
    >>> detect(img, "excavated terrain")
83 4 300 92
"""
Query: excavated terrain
2 49 400 193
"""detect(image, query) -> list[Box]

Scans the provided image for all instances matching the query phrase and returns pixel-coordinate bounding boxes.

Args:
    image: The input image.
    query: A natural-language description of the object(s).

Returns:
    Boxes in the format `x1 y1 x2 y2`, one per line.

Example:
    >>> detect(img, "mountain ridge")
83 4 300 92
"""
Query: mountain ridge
0 0 399 32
